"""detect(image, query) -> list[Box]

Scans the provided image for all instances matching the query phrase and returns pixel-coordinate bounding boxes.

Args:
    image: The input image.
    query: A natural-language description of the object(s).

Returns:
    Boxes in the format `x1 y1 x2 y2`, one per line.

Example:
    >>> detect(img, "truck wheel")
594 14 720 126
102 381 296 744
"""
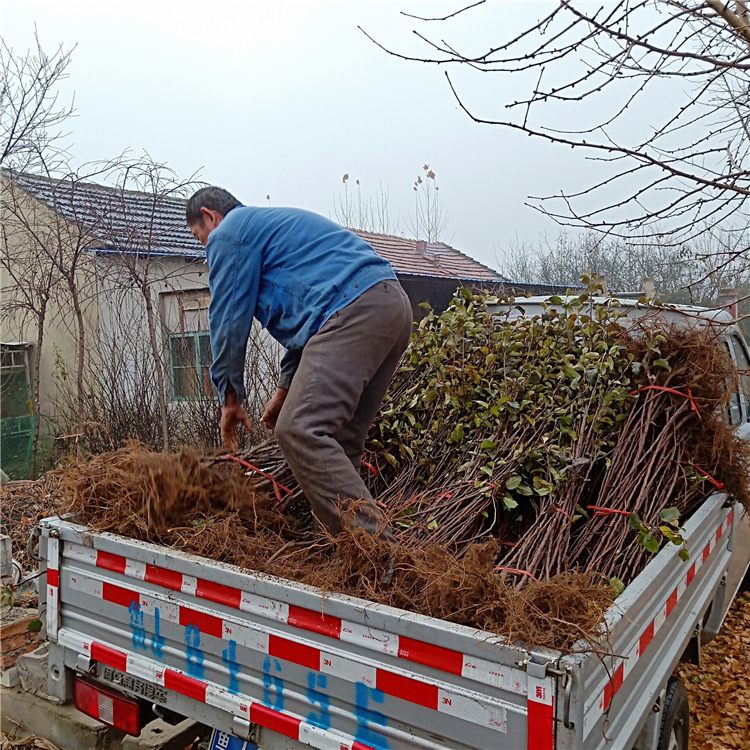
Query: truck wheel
657 677 690 750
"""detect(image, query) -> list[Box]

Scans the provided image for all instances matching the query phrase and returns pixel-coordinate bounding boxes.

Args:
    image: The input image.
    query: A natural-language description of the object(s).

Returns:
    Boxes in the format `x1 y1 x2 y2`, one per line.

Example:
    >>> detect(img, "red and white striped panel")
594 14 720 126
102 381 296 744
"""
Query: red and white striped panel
57 627 376 750
64 567 514 734
60 541 529 696
56 539 556 748
582 508 734 737
46 536 60 639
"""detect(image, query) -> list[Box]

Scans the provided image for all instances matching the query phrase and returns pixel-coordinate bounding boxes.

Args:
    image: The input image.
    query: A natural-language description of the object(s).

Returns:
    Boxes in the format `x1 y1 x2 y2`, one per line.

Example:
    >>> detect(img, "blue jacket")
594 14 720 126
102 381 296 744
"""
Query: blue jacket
206 206 396 403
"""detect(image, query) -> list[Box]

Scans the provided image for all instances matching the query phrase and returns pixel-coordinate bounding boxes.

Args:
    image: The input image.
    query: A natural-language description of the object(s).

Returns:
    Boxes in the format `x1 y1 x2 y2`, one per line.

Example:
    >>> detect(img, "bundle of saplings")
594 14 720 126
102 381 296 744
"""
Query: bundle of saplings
246 287 750 585
55 287 750 648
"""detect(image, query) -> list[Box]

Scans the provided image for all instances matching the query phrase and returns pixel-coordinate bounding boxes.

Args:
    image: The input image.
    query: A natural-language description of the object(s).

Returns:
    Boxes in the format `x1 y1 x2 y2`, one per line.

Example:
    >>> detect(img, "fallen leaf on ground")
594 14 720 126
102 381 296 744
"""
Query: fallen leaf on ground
677 591 750 749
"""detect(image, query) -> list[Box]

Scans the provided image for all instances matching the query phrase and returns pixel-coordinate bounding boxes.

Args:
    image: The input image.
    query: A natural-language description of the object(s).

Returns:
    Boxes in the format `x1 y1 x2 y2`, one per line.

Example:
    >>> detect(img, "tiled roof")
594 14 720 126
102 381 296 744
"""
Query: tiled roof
351 230 502 282
6 171 504 282
5 170 201 257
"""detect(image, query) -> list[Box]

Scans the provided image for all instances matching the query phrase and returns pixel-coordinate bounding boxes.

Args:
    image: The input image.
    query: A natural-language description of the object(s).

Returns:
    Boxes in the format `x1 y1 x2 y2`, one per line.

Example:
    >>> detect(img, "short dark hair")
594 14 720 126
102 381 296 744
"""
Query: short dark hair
186 186 242 225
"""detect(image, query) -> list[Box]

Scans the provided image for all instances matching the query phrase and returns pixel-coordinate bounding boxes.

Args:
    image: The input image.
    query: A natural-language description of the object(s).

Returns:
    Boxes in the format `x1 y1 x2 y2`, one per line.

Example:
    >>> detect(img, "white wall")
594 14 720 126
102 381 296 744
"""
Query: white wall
95 254 282 409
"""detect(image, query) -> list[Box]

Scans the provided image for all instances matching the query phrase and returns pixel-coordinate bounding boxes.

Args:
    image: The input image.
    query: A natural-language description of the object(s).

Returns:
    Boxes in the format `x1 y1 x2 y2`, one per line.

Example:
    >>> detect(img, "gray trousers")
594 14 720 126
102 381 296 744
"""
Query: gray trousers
275 280 412 542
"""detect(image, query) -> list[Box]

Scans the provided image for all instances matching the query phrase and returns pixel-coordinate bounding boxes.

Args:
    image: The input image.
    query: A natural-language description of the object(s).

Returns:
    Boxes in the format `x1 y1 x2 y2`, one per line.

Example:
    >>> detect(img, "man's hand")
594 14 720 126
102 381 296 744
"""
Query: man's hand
261 387 289 430
221 390 253 450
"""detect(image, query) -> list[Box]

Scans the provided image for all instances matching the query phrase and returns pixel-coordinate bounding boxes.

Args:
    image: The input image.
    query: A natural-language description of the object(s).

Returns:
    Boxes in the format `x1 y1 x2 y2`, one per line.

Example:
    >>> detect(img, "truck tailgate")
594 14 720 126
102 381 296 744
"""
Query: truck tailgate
41 519 560 750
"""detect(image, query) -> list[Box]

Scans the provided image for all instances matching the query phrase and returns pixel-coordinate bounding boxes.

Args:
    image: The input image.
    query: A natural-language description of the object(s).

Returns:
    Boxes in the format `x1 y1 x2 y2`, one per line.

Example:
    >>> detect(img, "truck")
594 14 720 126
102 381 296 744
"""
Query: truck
32 297 750 750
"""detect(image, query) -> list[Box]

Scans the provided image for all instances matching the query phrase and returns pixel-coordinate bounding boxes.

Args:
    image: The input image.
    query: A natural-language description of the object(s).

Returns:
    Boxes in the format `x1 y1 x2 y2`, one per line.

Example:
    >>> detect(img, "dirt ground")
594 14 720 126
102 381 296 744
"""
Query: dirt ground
677 591 750 749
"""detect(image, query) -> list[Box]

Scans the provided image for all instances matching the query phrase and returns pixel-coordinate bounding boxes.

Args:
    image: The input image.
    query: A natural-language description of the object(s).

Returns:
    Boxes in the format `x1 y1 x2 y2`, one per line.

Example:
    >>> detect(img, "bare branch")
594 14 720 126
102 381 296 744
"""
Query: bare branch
0 30 76 172
400 0 485 22
366 1 750 255
706 0 750 47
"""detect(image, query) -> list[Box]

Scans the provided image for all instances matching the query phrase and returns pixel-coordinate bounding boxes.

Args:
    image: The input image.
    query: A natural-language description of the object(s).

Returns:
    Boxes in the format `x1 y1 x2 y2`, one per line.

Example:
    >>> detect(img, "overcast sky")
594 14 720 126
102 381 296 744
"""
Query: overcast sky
4 1 615 272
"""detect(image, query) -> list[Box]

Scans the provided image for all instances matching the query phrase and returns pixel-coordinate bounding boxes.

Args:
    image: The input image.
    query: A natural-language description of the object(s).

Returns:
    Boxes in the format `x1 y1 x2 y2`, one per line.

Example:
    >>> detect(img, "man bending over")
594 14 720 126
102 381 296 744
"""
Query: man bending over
186 187 412 544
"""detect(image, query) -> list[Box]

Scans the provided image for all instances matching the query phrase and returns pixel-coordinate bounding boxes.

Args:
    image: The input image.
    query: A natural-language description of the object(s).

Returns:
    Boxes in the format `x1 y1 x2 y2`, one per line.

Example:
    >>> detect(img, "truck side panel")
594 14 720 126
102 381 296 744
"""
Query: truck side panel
557 495 736 750
41 520 560 750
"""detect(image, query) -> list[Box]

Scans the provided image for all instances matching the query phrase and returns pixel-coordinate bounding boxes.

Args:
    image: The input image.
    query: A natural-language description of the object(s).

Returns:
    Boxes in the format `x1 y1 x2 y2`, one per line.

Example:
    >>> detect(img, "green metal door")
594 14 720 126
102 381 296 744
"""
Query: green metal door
1 344 35 479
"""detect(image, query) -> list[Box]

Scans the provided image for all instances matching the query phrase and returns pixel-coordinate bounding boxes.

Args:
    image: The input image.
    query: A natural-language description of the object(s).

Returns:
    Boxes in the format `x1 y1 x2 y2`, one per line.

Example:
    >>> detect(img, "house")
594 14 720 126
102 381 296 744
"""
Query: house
1 170 505 473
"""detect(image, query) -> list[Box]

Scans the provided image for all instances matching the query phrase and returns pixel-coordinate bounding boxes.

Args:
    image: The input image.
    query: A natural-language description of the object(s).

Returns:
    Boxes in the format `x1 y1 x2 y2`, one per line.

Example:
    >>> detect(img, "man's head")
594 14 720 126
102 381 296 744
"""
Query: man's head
186 186 242 246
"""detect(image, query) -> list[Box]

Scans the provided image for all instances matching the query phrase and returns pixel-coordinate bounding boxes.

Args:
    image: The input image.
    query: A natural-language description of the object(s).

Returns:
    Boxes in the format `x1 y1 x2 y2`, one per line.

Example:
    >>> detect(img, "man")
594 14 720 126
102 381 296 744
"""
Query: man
186 187 412 545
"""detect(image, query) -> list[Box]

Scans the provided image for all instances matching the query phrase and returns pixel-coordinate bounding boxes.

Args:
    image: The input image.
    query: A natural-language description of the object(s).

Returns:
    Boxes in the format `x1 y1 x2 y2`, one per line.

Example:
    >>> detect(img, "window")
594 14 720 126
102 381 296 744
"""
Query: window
162 290 215 401
723 341 742 425
169 332 214 400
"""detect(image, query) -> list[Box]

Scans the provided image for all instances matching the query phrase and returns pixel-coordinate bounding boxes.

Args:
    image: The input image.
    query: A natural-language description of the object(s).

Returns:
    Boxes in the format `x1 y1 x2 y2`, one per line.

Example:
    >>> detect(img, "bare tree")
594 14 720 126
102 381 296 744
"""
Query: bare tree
90 156 201 451
2 165 115 458
364 2 750 251
0 32 78 471
0 30 75 172
333 173 401 234
407 164 448 242
497 226 750 307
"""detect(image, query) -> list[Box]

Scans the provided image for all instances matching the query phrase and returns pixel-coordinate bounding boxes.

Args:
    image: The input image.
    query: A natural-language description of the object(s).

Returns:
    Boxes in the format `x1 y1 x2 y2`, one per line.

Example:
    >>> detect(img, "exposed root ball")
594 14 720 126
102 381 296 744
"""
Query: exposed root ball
58 444 612 651
58 443 286 540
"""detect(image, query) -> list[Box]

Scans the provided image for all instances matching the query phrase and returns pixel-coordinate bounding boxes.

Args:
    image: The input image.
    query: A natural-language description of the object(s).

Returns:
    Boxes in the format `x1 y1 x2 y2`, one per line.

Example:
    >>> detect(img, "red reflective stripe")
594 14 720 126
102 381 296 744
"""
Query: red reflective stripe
716 526 723 544
47 568 59 587
164 669 207 702
527 698 554 750
703 544 711 563
612 663 624 694
287 605 341 640
353 743 378 750
376 669 438 709
179 607 223 639
196 579 242 610
269 635 320 671
96 550 126 574
250 703 301 740
398 637 463 675
604 664 625 711
727 509 734 525
639 621 654 654
91 642 127 672
666 589 678 617
102 582 138 609
686 563 696 587
145 564 183 591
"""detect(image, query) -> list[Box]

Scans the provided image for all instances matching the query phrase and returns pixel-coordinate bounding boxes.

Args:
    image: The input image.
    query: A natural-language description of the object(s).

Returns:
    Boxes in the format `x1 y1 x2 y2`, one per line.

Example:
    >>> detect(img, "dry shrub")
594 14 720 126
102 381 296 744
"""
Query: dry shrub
0 476 62 572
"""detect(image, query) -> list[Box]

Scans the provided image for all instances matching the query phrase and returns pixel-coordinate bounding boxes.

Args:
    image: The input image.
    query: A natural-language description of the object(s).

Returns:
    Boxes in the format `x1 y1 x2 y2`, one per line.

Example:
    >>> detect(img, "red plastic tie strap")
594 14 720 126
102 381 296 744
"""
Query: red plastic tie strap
361 457 379 476
554 507 572 521
587 506 631 517
629 385 701 419
220 454 293 510
680 462 725 491
494 566 540 582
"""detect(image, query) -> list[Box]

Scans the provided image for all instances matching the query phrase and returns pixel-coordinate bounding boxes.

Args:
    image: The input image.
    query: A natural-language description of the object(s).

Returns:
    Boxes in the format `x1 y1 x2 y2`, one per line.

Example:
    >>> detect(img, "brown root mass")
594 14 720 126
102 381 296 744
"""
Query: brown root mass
56 444 613 651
